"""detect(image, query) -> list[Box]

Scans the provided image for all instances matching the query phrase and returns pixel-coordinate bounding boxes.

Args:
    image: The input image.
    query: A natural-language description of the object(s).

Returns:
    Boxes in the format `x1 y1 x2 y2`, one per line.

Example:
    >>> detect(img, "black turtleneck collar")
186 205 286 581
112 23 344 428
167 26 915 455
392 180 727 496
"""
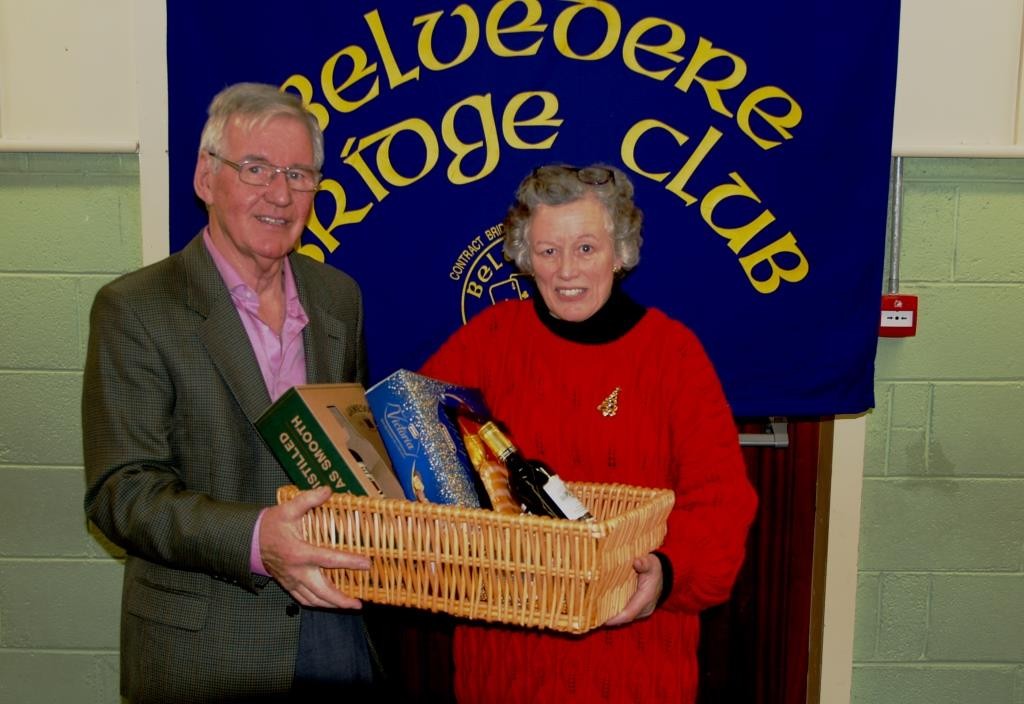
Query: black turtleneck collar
531 284 647 344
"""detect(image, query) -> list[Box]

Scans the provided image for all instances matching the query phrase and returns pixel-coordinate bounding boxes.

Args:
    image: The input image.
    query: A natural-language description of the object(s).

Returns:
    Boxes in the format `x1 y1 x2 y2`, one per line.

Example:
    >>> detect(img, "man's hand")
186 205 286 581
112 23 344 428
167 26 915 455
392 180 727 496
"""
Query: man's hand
604 553 663 627
259 487 370 609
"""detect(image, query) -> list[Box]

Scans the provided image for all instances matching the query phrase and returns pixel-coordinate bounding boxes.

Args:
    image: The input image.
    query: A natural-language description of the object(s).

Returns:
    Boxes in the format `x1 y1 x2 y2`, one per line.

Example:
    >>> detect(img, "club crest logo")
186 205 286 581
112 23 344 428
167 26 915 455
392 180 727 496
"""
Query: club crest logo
449 223 535 323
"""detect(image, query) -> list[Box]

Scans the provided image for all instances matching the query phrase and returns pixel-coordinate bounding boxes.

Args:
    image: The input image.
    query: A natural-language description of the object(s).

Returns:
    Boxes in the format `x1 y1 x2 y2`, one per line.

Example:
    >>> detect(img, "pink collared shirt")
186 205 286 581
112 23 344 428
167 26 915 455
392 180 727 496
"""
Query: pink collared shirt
204 230 309 576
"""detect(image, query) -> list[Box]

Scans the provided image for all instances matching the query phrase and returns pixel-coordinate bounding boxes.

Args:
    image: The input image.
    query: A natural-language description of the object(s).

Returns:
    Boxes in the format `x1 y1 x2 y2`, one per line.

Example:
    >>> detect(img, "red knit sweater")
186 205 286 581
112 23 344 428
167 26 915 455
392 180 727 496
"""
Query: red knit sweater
421 300 757 703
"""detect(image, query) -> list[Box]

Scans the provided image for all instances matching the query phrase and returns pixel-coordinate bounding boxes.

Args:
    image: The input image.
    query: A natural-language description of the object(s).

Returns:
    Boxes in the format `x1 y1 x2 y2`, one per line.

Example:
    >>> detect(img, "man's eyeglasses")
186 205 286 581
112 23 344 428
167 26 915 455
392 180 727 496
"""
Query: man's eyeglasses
207 152 321 192
534 165 615 186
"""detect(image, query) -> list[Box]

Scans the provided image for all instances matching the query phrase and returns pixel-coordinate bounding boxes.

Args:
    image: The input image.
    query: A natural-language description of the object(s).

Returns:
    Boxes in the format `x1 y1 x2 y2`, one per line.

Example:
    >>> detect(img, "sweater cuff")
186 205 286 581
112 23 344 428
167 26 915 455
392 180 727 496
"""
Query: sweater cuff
653 551 674 608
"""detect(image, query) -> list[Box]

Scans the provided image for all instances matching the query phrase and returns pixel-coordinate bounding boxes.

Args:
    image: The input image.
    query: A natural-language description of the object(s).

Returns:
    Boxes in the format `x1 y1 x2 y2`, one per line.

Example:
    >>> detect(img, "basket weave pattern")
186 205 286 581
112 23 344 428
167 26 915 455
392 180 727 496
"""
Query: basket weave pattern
278 482 674 634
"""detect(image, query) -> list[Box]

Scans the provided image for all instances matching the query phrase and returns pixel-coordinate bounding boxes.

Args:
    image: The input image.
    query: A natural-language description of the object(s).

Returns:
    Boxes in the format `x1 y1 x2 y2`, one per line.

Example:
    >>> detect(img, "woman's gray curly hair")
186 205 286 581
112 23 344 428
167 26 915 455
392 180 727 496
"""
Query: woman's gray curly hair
503 163 643 274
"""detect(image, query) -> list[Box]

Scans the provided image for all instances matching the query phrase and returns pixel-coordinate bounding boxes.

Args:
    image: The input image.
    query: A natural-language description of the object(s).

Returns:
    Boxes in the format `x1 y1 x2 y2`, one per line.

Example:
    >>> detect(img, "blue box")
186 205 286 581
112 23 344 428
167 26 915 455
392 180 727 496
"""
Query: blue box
366 369 488 507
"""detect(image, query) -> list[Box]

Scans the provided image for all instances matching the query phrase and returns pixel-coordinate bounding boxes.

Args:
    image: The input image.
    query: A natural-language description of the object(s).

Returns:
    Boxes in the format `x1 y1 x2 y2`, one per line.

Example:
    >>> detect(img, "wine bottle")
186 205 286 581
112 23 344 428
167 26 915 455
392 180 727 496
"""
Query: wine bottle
477 422 594 522
440 395 519 514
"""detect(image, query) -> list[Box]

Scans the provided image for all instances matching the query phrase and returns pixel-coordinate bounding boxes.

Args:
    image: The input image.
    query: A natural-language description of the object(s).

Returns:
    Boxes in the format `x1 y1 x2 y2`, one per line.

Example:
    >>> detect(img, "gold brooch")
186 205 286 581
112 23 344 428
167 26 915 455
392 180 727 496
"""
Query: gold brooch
597 387 621 417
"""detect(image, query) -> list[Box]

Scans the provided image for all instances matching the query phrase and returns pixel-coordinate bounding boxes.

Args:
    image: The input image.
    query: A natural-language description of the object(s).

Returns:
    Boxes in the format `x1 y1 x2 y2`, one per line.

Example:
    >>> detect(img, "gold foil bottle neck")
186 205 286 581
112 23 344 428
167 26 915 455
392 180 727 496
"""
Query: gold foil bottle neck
478 422 514 457
462 432 486 467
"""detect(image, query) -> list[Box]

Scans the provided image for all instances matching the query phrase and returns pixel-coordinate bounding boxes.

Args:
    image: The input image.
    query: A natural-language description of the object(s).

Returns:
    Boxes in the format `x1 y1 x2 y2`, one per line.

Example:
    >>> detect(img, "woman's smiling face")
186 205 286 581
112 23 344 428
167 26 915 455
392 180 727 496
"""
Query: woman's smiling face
528 195 622 322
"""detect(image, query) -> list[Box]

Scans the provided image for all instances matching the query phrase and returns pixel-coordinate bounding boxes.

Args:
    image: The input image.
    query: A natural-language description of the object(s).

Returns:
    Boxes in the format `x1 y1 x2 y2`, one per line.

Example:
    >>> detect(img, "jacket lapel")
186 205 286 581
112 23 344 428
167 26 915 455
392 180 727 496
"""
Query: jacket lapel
182 235 272 422
295 256 350 385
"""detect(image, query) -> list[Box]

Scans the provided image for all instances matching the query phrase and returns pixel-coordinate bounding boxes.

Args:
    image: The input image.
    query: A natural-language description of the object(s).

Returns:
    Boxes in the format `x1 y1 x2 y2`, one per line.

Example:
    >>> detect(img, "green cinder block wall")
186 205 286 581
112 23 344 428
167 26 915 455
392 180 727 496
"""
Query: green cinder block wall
0 153 1021 703
0 152 140 703
854 159 1024 704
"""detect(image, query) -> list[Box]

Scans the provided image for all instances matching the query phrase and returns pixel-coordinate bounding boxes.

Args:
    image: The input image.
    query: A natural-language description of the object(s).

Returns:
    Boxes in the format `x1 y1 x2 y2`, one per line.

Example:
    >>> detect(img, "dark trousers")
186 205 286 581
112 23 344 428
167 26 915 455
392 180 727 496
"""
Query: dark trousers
291 608 377 698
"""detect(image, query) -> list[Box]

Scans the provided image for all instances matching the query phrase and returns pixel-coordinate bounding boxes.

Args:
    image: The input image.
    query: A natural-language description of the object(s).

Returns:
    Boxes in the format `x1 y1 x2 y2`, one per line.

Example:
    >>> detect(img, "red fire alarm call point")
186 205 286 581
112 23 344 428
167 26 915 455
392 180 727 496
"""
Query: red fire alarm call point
879 293 918 337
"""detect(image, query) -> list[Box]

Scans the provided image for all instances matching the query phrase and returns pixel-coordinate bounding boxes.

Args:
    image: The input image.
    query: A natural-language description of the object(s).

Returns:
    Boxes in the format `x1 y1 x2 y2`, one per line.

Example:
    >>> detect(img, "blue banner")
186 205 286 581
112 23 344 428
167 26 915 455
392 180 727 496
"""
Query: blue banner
167 0 900 416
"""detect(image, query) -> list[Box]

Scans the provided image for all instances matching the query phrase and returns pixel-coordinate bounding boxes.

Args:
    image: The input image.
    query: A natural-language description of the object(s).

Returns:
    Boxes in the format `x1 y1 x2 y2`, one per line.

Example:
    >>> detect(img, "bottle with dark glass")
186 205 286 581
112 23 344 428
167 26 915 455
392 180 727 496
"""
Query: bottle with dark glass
477 422 594 522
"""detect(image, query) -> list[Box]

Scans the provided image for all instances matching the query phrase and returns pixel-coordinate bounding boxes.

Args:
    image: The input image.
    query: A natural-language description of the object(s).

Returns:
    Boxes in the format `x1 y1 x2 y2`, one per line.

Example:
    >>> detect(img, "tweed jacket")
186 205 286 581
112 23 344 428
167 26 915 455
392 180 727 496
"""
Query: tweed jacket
83 234 368 703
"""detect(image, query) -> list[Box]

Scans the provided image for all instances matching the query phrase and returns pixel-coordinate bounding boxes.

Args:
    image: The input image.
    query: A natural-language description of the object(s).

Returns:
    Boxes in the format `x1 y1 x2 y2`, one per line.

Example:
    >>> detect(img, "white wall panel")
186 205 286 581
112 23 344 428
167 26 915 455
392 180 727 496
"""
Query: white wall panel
892 0 1024 154
0 0 137 149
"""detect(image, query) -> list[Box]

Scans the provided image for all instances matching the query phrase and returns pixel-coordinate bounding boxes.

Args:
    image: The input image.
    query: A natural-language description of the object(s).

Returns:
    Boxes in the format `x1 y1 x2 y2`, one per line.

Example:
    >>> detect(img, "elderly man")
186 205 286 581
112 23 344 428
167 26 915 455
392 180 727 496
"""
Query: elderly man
84 83 378 702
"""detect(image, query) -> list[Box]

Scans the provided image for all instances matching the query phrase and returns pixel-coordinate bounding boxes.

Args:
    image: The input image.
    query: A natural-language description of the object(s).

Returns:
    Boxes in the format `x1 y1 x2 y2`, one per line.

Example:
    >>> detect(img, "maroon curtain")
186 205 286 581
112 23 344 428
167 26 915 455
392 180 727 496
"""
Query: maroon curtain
698 419 820 704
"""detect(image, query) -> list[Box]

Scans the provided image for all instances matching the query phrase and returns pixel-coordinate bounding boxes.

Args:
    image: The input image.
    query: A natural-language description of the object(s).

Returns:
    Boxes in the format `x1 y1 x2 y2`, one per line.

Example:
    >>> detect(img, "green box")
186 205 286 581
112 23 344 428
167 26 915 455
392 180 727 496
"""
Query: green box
256 383 403 497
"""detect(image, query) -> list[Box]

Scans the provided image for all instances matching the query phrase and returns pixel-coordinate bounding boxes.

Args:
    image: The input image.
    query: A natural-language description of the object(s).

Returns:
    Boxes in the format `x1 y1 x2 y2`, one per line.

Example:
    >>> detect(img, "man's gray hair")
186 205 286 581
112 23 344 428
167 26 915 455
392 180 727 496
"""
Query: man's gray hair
199 83 324 169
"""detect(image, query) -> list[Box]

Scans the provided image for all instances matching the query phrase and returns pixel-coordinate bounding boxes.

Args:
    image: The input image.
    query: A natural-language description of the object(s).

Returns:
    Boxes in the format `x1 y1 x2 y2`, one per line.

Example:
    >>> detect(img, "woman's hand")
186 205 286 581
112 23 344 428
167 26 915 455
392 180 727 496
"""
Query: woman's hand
604 553 663 626
259 486 370 609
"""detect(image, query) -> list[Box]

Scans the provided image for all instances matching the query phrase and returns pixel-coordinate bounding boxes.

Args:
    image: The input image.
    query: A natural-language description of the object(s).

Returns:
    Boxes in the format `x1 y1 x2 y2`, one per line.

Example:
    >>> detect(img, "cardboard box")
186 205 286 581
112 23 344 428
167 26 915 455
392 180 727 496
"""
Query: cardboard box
256 383 405 498
366 370 488 507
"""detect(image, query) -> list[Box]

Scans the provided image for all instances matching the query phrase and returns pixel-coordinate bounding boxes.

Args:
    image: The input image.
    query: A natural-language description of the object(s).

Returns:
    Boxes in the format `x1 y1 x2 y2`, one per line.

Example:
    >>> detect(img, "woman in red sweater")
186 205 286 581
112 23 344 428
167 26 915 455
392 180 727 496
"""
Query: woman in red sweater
421 164 758 703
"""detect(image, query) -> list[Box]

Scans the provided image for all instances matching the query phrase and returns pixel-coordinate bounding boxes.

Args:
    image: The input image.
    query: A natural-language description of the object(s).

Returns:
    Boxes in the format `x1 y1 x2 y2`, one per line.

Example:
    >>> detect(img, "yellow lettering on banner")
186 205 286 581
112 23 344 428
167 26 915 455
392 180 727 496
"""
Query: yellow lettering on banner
365 10 421 88
281 75 331 131
664 126 723 206
322 90 562 230
449 235 485 280
503 91 562 149
486 0 546 57
739 233 809 293
304 3 804 156
295 243 326 262
620 119 681 182
442 94 500 184
621 118 722 206
282 6 814 286
618 115 806 292
737 85 803 150
321 45 379 113
622 17 686 81
700 172 776 254
484 251 505 272
342 119 440 199
554 0 622 61
341 137 389 201
414 5 480 71
303 178 374 259
475 251 507 286
674 37 748 118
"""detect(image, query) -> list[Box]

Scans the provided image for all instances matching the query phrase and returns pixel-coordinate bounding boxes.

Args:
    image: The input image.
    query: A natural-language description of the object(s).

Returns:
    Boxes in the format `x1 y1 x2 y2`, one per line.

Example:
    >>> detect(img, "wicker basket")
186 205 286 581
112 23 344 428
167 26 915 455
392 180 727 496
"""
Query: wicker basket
278 482 675 634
